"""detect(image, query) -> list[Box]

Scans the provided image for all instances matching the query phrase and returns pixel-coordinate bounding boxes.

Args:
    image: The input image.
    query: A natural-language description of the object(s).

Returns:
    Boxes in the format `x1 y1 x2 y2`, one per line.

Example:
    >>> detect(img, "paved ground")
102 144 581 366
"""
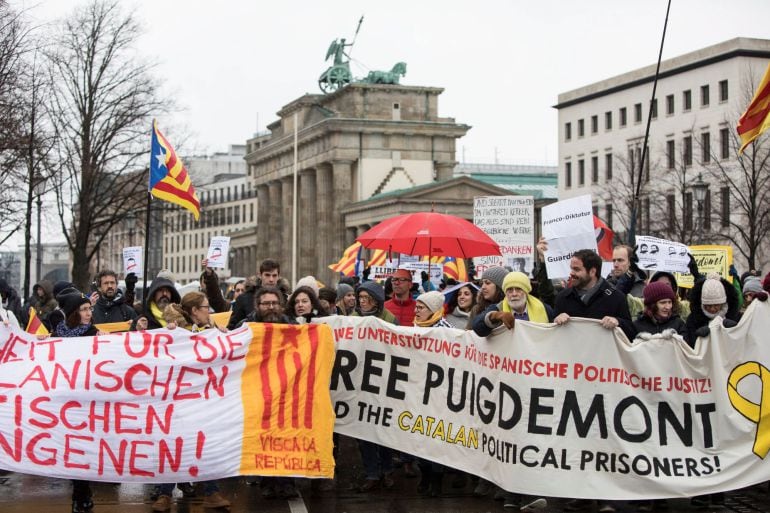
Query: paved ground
0 437 768 513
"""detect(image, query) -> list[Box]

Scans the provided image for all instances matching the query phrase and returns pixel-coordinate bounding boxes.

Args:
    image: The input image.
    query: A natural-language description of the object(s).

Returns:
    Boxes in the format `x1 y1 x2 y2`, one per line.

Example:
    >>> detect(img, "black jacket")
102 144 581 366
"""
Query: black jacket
131 278 181 330
93 291 138 324
684 276 741 348
554 278 637 340
633 313 686 336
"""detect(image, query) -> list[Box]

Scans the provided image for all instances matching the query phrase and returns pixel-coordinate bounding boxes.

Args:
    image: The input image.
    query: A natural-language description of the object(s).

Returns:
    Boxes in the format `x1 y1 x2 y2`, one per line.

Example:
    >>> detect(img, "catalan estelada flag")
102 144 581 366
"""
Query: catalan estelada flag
737 62 770 154
150 120 200 220
328 242 362 276
443 256 468 282
25 307 49 336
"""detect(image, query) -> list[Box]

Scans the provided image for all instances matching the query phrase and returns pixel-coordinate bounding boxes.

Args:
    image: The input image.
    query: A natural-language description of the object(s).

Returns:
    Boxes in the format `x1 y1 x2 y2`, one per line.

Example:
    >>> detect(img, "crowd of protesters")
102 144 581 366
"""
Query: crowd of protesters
1 242 768 513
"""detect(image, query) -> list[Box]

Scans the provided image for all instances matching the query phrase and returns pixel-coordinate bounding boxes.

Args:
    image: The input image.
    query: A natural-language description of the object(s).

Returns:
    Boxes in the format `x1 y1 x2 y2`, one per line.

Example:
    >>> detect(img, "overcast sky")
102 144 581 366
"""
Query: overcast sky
6 0 770 251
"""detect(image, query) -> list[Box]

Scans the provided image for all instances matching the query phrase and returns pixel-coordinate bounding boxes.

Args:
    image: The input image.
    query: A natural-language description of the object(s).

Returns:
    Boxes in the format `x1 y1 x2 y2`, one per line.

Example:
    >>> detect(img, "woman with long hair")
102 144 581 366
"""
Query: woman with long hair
285 285 326 323
444 282 478 329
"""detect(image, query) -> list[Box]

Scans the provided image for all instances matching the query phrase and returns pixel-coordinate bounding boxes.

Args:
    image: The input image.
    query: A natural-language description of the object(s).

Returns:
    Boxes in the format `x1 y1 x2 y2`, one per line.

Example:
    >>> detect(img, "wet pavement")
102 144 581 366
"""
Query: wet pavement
1 437 768 513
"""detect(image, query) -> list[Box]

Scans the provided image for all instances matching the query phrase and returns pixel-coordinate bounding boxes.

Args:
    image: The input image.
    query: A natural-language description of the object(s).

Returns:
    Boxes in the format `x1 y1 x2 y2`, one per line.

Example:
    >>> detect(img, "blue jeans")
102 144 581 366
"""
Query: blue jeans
358 440 393 480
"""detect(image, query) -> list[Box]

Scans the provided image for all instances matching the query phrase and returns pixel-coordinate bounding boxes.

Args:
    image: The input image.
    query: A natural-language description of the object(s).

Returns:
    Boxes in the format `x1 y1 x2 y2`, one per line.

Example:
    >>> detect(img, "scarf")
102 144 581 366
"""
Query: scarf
414 309 444 327
702 303 728 320
55 321 92 338
499 295 549 323
452 306 470 319
149 301 168 327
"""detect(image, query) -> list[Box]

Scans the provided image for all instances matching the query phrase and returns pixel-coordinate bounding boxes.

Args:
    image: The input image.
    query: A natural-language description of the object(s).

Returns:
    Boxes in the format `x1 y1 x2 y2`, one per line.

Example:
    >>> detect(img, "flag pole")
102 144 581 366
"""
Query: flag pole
142 188 152 310
291 111 299 287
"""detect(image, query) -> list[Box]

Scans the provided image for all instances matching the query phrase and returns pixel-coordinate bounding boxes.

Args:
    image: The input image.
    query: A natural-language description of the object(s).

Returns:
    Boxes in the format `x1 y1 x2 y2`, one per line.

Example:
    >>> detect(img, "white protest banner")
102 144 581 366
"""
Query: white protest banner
369 262 400 282
636 235 690 273
0 324 335 482
122 246 143 275
541 195 597 279
473 196 535 275
324 307 770 499
401 261 443 288
206 236 230 268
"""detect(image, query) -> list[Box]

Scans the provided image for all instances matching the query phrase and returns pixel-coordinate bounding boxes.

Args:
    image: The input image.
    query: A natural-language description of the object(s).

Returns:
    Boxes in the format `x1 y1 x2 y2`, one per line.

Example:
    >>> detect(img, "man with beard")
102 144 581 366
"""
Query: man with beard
236 286 300 500
554 249 636 341
132 278 181 330
472 271 554 336
92 270 138 324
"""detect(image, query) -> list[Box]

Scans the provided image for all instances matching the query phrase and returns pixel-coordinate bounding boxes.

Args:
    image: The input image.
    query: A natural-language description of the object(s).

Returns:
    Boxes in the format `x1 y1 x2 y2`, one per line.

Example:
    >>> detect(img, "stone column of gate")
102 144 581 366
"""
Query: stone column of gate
331 160 354 276
267 180 282 261
256 184 269 265
281 175 294 278
435 161 456 181
315 163 333 284
299 169 317 277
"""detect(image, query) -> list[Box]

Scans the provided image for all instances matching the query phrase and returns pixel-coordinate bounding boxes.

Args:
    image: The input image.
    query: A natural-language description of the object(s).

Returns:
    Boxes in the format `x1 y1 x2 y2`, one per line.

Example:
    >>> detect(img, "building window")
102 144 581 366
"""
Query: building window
591 156 599 183
619 107 627 127
701 84 710 107
565 162 572 188
578 119 585 137
720 187 730 228
634 103 642 123
578 159 585 186
719 80 728 102
250 203 254 222
666 94 675 115
720 128 730 159
605 111 612 130
651 99 658 119
683 135 692 166
683 90 691 111
628 148 635 174
591 115 598 134
701 132 711 164
666 194 675 231
605 153 613 181
565 122 572 141
666 140 675 169
606 204 613 228
704 189 712 231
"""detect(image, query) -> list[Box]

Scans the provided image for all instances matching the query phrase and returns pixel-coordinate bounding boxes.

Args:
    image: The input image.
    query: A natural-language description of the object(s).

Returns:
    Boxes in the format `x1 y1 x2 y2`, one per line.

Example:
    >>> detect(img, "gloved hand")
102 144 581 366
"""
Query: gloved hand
125 272 138 290
755 291 769 302
421 271 429 283
628 246 641 275
694 326 710 338
489 311 515 329
722 318 738 329
362 267 371 281
687 254 699 276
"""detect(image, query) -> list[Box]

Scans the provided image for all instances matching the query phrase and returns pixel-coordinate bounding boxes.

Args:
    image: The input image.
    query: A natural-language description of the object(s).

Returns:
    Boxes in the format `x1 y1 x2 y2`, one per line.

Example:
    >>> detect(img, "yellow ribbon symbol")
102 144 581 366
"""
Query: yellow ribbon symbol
727 361 770 458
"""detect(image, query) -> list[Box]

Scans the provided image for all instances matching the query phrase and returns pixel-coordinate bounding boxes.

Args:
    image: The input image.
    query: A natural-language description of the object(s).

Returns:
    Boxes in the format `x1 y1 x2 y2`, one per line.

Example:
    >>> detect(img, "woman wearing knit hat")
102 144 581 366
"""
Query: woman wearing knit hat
741 276 768 312
467 265 507 330
684 272 742 349
353 281 398 324
413 290 453 328
633 281 686 336
335 282 356 315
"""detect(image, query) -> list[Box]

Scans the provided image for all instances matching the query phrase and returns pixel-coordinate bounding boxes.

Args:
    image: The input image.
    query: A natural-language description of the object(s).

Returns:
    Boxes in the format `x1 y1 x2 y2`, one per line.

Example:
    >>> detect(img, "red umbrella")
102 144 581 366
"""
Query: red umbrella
356 212 501 258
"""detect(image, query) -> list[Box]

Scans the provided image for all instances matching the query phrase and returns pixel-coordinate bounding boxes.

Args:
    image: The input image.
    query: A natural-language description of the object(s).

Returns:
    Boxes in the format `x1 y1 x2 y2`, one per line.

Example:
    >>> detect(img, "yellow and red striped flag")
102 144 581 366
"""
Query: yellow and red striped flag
150 120 201 220
443 256 468 282
25 307 49 336
737 62 770 154
368 249 388 267
328 242 363 276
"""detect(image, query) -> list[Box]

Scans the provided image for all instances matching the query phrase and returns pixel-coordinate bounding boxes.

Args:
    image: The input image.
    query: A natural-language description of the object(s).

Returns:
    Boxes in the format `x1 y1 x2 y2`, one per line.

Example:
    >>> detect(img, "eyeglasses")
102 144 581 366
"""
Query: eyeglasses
414 304 427 312
358 294 373 302
259 301 280 307
391 277 411 283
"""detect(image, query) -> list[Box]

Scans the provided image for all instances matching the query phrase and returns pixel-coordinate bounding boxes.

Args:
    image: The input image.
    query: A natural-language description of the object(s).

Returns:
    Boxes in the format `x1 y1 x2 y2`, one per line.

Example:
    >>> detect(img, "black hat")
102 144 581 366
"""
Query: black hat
58 291 90 317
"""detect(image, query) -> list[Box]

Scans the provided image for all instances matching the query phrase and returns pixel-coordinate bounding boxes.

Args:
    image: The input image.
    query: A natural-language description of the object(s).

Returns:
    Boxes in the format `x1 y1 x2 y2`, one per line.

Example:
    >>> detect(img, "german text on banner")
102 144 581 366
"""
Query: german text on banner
0 323 335 482
324 306 770 499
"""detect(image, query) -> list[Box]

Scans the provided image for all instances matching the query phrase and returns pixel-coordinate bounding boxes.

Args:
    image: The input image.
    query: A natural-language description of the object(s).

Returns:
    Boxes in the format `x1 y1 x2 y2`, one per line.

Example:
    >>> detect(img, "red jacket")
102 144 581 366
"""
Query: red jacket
385 296 416 326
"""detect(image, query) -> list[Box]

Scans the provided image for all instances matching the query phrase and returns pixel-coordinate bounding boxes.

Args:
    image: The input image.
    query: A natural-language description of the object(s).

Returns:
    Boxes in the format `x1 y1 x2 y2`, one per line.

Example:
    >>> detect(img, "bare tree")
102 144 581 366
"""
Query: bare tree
697 68 770 271
45 0 167 290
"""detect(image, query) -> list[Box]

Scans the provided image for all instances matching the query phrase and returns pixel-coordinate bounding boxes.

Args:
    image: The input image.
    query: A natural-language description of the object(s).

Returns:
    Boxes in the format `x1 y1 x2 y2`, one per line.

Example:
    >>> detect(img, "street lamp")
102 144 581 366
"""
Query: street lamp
692 173 708 244
124 211 137 246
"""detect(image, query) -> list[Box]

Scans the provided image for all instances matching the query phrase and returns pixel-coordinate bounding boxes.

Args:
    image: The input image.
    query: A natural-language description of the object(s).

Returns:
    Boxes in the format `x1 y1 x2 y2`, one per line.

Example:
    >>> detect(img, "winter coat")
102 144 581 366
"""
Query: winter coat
92 290 137 324
554 278 637 340
472 301 556 338
683 276 741 348
200 270 229 313
131 278 181 330
633 313 686 337
384 296 416 326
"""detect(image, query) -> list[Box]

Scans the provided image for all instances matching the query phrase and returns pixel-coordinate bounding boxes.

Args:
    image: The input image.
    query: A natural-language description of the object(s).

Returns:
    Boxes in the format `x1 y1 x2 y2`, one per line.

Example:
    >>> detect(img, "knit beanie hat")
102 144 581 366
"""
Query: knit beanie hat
743 277 764 295
502 271 532 294
336 283 354 299
318 287 337 304
53 280 75 298
481 266 508 290
701 273 727 305
416 291 445 314
58 291 91 317
643 281 676 307
763 273 770 293
295 276 320 295
357 281 385 307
